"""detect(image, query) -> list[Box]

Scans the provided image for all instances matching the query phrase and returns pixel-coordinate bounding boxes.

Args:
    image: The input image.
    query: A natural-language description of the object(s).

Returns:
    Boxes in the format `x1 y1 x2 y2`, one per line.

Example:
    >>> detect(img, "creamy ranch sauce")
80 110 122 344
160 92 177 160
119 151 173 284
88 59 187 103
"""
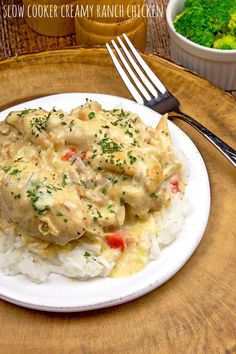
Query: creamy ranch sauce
0 101 184 278
110 216 157 277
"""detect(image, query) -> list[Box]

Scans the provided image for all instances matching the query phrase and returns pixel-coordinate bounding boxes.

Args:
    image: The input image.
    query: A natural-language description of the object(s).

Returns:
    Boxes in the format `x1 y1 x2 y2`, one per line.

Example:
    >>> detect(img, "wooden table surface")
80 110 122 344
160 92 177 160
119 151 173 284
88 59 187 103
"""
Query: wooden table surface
0 1 236 354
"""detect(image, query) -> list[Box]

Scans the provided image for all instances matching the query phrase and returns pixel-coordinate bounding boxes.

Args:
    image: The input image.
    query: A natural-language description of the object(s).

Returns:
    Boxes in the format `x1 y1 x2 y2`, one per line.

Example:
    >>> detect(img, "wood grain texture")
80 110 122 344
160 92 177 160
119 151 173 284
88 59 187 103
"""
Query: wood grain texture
0 48 235 354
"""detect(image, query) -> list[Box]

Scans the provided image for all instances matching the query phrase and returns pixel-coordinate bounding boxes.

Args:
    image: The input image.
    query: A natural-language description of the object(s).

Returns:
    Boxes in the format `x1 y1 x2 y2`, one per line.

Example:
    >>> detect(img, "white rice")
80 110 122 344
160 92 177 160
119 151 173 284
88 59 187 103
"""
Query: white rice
0 195 191 283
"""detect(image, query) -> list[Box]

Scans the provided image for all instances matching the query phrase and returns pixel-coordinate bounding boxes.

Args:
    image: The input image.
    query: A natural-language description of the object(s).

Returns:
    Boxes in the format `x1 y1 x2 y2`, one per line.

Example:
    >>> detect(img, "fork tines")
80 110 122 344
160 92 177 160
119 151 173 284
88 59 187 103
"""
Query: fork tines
106 33 167 105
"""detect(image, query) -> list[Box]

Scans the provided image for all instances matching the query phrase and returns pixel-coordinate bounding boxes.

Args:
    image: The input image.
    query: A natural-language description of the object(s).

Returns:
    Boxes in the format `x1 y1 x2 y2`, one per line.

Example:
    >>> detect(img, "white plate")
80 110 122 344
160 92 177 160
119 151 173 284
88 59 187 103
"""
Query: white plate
0 93 210 312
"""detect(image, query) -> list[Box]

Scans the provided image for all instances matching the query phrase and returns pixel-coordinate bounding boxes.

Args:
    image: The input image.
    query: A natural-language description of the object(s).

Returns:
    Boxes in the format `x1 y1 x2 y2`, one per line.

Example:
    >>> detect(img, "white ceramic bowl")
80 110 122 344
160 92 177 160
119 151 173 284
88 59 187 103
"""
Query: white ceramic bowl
166 0 236 90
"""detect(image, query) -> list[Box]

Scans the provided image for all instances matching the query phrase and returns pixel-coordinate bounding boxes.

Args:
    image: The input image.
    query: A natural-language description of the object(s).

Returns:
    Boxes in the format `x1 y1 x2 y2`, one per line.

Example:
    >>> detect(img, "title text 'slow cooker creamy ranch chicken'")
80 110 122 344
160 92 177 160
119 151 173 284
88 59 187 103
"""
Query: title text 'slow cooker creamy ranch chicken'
0 100 185 280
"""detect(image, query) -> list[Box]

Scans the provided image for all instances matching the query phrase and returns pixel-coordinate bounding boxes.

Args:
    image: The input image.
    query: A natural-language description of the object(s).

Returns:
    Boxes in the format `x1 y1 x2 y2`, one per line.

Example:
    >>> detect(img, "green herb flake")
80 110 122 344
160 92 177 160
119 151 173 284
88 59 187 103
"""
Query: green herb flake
127 151 137 165
118 109 128 118
31 115 49 137
56 211 64 217
109 178 118 185
26 180 53 215
125 129 133 137
99 138 122 154
84 251 91 257
2 166 11 173
107 204 116 214
26 189 50 215
10 169 22 176
69 120 75 132
17 109 31 118
102 188 107 195
91 153 97 159
120 197 125 206
62 174 68 187
13 157 23 163
93 211 102 222
88 112 96 120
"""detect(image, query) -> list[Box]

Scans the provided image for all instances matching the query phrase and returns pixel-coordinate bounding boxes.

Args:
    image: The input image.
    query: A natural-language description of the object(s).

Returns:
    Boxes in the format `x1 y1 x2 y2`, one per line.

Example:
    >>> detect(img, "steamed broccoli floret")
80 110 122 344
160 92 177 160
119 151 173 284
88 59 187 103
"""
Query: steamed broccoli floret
184 0 204 8
214 35 236 49
205 1 235 33
174 0 236 49
174 7 215 47
228 12 236 35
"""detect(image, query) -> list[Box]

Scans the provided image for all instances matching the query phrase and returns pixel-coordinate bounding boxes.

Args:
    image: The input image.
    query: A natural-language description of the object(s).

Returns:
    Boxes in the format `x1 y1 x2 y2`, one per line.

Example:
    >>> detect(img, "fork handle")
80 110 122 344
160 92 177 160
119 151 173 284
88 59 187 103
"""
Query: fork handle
168 112 236 168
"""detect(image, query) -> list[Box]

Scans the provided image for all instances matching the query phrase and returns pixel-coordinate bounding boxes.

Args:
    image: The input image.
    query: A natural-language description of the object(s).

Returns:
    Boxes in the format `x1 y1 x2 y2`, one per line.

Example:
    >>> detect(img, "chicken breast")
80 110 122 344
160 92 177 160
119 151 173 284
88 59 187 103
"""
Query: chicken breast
0 101 183 245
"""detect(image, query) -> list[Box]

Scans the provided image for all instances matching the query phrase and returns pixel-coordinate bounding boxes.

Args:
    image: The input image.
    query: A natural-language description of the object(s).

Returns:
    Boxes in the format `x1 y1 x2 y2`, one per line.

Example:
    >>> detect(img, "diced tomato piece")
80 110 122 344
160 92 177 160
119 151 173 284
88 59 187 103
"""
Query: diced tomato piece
61 150 77 161
170 175 180 194
68 145 77 152
106 232 126 252
61 152 71 161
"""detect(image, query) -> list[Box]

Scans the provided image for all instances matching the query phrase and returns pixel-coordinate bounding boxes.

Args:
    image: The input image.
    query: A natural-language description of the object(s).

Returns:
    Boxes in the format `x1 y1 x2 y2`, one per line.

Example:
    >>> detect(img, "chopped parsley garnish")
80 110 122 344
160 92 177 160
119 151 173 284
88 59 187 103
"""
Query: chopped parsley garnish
87 204 92 210
10 169 22 176
17 109 30 118
69 120 75 132
84 251 91 257
93 211 102 221
108 178 118 185
127 151 137 164
150 192 158 199
62 174 68 187
131 141 138 147
102 188 107 195
13 157 23 162
88 112 96 120
125 129 133 137
120 197 125 206
107 204 116 214
27 187 50 215
99 138 122 154
2 166 11 173
46 184 59 194
26 180 58 215
91 153 97 159
118 109 128 118
56 211 64 217
31 115 49 137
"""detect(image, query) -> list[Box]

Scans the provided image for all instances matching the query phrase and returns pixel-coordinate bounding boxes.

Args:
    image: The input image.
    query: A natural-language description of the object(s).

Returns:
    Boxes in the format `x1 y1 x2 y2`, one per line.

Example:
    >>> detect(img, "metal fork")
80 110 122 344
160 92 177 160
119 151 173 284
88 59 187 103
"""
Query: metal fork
106 34 236 168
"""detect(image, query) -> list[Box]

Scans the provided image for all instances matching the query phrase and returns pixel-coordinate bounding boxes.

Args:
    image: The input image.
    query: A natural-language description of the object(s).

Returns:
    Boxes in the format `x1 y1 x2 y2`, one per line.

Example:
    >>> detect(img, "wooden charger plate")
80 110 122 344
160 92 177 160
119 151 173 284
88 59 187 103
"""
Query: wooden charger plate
0 48 235 353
